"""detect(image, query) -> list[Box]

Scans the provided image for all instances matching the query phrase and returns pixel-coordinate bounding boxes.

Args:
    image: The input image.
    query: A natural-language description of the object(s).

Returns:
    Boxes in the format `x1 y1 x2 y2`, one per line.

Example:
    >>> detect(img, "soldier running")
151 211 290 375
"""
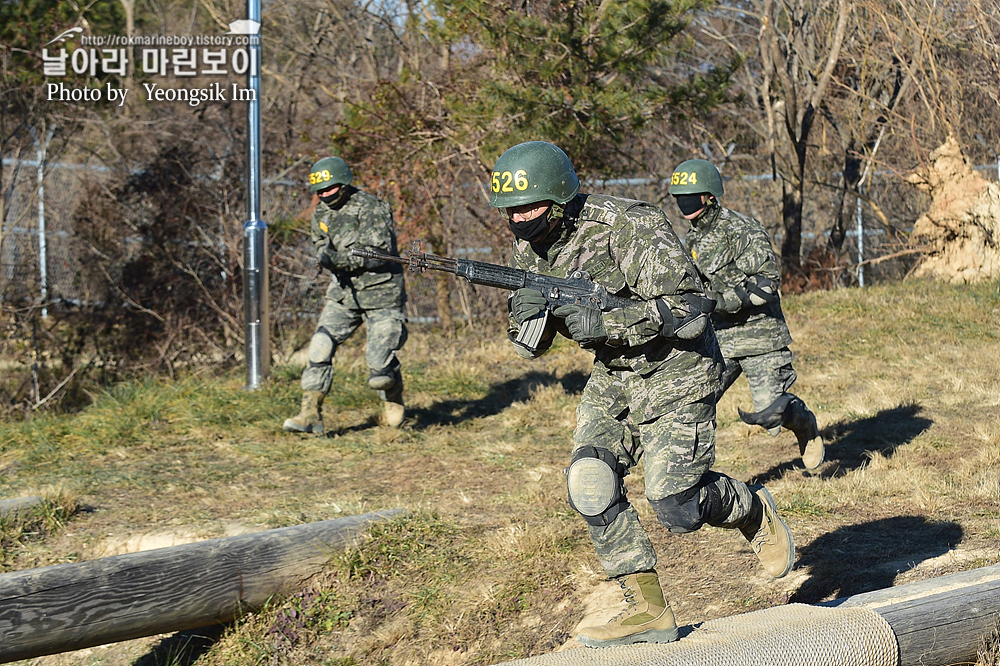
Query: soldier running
669 159 824 469
284 157 407 434
495 141 795 648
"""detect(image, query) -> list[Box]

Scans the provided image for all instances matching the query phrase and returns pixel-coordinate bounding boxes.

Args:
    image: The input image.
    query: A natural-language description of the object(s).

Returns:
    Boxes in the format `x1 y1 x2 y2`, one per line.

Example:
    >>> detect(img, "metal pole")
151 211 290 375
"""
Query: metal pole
242 2 269 389
855 196 864 288
31 126 54 319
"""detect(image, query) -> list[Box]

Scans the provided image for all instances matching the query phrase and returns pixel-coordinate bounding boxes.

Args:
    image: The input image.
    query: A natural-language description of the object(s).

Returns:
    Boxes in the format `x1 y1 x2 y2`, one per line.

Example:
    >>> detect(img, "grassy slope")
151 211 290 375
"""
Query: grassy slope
2 279 999 666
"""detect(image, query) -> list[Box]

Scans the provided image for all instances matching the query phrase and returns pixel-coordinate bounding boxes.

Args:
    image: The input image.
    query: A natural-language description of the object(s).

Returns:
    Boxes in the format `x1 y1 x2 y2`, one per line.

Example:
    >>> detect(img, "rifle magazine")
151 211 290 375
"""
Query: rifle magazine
515 311 549 353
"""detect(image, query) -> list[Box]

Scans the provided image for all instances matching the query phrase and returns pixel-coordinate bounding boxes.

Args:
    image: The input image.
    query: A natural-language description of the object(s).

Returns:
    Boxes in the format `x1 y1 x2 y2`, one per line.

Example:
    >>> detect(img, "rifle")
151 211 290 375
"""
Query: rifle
350 240 637 351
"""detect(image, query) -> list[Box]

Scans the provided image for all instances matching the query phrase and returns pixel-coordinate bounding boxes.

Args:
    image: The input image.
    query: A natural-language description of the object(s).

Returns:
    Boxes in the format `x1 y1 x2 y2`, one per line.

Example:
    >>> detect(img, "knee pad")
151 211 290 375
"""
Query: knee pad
369 357 401 391
649 480 723 534
307 327 337 368
566 446 628 527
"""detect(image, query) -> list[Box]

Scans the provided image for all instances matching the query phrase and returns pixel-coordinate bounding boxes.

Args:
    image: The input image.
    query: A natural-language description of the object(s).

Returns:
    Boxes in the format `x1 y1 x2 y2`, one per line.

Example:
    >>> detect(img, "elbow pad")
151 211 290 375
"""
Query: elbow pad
656 293 714 340
746 275 779 306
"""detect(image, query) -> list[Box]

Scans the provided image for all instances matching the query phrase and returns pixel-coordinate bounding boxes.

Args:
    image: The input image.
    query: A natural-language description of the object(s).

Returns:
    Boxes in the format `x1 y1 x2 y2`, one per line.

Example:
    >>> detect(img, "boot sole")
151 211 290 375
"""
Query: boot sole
801 436 825 470
282 420 324 434
752 485 795 578
578 626 679 648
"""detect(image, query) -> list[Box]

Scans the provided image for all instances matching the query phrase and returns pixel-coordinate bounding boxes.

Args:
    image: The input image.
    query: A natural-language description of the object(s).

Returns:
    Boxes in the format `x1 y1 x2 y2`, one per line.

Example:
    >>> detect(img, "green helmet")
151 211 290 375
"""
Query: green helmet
308 157 353 193
668 159 724 198
489 141 580 208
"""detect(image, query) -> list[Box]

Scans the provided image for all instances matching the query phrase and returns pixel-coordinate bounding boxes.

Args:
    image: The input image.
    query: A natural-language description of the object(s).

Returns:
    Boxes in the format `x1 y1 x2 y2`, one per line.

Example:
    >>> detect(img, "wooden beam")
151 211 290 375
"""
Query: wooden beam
827 563 1000 666
0 509 401 664
485 564 1000 666
0 496 43 519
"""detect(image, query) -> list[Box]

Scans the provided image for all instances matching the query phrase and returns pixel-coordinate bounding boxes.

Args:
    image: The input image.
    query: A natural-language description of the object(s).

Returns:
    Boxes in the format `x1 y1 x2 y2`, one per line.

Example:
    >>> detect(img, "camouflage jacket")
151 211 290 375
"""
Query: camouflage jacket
684 205 792 358
312 186 405 310
507 193 722 421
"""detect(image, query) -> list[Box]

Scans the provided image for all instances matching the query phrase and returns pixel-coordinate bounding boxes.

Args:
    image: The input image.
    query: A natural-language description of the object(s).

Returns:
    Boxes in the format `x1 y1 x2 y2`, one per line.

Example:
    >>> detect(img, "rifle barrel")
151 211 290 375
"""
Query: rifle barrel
349 247 458 274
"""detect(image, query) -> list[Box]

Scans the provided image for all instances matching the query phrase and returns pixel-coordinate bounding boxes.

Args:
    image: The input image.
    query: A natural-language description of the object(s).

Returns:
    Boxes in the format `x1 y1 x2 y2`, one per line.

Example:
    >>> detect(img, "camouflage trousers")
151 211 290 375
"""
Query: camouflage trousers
718 347 796 433
300 298 407 400
573 369 756 578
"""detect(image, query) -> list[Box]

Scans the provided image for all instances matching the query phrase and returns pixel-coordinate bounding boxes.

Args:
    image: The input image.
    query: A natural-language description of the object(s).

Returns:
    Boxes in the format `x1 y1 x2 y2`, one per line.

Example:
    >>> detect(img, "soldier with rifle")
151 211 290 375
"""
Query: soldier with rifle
356 141 796 648
284 157 407 434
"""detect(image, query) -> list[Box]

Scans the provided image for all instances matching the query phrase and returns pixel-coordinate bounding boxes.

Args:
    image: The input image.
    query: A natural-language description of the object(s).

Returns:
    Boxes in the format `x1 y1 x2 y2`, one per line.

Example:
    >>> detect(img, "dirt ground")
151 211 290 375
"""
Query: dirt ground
2 279 999 666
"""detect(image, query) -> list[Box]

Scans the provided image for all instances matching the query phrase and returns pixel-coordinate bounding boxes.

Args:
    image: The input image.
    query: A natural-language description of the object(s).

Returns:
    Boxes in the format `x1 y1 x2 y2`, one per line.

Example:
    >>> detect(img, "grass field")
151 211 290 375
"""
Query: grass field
2 279 999 666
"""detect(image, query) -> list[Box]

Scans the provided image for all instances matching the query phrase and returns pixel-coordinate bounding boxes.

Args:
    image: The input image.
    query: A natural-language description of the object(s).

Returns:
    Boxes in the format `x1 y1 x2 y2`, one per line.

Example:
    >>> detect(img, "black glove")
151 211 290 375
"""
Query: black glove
553 303 608 348
731 283 752 308
318 247 355 273
510 288 547 325
656 295 710 340
706 286 747 313
704 289 727 310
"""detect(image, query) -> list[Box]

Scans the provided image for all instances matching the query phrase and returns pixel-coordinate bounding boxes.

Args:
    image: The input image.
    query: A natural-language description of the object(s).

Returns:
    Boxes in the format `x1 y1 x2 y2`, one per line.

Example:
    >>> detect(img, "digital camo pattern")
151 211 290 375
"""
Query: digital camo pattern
300 300 407 395
312 186 405 310
508 193 723 418
719 348 797 413
505 193 762 579
575 396 756 577
304 186 407 399
685 205 792 358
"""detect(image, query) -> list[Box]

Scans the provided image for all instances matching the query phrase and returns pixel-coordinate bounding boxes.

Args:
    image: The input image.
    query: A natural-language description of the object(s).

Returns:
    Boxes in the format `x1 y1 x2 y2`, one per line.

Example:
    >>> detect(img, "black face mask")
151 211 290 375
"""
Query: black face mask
508 212 551 242
675 194 706 217
319 189 345 207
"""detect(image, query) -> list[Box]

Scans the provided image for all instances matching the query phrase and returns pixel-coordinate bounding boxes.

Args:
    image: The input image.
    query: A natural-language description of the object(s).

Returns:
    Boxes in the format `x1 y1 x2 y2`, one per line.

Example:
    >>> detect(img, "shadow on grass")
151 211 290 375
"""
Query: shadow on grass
789 515 963 604
405 369 589 430
133 624 227 666
329 414 380 437
751 403 933 485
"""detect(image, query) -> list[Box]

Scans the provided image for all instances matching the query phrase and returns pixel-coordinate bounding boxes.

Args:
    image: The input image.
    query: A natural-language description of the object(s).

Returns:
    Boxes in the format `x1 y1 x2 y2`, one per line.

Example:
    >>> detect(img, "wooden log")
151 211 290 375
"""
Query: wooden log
826 562 1000 666
489 564 1000 666
0 496 43 519
0 509 402 664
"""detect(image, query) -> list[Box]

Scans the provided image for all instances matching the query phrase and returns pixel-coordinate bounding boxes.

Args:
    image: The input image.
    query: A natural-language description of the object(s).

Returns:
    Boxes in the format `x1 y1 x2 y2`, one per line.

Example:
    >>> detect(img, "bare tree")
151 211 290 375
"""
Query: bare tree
754 0 851 279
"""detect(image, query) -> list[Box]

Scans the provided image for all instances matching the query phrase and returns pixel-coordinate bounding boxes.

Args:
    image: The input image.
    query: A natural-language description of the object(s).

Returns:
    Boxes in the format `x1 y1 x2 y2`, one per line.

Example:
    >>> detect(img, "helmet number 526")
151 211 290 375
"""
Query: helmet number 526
491 170 530 193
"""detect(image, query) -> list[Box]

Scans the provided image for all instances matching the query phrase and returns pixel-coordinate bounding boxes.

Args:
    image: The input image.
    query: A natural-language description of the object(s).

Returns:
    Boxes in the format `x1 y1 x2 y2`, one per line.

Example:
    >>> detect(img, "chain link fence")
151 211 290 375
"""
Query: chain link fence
2 155 998 331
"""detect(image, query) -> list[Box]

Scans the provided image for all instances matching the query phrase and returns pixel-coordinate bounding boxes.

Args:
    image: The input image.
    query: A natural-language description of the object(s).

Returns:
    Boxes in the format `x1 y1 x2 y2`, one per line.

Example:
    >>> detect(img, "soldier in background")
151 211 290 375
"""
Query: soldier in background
668 159 824 469
283 157 407 434
496 141 794 648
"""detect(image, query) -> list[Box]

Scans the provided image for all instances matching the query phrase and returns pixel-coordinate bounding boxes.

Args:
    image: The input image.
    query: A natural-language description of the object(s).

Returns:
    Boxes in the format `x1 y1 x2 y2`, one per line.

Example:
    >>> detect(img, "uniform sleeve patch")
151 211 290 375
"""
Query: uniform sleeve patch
319 222 329 233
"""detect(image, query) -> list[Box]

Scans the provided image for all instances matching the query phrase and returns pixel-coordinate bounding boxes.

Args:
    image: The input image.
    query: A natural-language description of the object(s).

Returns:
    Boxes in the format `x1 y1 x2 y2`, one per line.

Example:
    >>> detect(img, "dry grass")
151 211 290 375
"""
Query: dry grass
1 278 999 665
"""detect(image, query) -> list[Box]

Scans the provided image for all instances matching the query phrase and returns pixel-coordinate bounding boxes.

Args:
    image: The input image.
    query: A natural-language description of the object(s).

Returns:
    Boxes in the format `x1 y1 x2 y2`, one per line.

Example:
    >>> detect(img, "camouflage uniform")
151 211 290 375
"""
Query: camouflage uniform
508 194 759 577
303 185 407 403
684 205 796 417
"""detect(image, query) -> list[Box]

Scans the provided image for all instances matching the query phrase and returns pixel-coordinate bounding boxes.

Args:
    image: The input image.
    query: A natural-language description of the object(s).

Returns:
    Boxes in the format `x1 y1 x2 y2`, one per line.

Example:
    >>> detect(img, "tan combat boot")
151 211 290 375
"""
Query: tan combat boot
797 413 825 470
785 396 825 470
383 400 405 428
741 485 794 578
577 571 678 648
282 390 325 435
